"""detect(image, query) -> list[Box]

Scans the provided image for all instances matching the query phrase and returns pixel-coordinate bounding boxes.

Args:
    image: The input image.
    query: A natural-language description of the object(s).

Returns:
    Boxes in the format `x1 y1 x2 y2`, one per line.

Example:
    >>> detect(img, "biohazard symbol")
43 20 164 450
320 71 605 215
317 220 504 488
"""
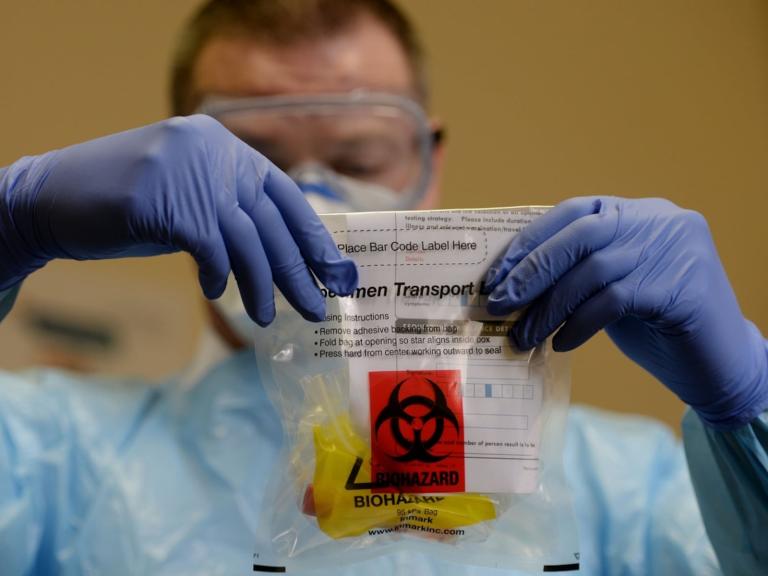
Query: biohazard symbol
373 377 460 463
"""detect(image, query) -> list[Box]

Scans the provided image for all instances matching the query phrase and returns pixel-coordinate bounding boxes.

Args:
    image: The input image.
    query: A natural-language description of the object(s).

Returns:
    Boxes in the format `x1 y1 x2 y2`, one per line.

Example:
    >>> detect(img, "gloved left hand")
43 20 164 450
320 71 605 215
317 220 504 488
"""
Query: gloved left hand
484 196 768 429
0 116 357 325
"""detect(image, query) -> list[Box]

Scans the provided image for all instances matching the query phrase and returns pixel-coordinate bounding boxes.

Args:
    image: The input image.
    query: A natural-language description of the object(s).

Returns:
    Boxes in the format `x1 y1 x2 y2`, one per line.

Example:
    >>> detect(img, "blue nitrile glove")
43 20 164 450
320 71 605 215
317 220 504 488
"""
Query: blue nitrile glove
485 197 768 430
0 116 357 325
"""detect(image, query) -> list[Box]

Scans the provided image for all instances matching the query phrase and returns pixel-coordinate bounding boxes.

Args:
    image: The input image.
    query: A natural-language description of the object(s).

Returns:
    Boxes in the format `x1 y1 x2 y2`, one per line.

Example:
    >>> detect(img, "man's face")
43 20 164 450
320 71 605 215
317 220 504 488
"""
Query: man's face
192 14 443 209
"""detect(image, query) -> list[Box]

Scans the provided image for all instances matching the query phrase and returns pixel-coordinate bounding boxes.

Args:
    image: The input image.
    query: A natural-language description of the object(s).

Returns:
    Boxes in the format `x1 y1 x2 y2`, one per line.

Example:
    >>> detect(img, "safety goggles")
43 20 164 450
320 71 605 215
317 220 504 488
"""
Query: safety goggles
197 91 440 210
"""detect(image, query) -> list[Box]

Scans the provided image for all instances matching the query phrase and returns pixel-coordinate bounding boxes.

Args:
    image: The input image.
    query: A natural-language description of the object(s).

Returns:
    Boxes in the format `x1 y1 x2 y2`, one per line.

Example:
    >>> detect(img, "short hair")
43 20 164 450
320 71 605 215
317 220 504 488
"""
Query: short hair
169 0 428 115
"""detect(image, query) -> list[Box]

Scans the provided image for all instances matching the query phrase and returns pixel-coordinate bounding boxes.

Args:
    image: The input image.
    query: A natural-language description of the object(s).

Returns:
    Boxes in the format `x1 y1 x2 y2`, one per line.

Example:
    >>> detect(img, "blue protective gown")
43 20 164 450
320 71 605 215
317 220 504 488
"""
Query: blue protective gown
0 288 766 576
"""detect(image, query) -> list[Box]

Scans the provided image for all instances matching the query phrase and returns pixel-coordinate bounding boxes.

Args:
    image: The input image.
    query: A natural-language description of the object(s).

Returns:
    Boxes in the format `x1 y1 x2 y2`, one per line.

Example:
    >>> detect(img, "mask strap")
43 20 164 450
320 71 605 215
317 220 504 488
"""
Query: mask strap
297 181 341 200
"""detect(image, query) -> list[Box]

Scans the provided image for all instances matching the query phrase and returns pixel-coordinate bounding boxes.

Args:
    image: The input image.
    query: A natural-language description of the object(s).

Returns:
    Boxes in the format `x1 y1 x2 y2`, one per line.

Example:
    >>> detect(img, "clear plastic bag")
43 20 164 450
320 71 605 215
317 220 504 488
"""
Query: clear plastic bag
254 208 579 573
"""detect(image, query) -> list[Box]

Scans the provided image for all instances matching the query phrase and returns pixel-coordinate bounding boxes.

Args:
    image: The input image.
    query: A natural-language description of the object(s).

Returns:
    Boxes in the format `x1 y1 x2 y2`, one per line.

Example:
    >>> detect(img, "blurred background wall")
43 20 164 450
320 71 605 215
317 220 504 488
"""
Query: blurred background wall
0 0 766 430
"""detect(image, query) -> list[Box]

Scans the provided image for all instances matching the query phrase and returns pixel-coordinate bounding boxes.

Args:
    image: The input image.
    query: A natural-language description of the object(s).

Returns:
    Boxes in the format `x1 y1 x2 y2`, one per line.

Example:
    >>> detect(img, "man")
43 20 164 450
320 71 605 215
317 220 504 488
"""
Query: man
0 1 765 575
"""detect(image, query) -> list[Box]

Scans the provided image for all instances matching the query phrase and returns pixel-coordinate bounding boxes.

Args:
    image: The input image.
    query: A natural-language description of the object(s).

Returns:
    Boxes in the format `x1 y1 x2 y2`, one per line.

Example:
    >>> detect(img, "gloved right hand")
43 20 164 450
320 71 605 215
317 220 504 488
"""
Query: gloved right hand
483 196 768 429
0 115 357 325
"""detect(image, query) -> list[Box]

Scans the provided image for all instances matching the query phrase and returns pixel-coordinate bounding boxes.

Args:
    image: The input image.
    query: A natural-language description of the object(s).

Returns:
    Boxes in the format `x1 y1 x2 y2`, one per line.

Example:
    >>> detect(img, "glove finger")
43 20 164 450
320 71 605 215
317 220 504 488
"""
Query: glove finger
551 273 641 351
165 205 231 300
487 202 620 315
483 196 606 290
191 233 232 300
511 246 641 350
218 203 276 327
248 193 326 322
259 166 358 295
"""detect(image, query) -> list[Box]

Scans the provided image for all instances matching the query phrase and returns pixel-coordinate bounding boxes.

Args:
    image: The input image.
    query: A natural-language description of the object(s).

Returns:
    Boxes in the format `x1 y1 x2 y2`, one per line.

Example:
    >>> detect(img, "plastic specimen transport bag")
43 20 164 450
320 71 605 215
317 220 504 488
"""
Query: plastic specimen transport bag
253 208 579 573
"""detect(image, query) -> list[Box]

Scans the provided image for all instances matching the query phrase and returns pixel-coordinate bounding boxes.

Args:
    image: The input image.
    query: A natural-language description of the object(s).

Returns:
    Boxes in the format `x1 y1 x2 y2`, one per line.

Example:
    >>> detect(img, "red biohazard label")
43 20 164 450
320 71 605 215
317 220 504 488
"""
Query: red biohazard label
369 370 465 493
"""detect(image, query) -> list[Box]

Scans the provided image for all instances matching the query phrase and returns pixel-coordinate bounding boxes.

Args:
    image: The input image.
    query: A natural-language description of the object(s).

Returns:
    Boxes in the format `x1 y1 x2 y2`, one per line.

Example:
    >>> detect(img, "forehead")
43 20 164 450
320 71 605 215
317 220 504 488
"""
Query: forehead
192 15 414 102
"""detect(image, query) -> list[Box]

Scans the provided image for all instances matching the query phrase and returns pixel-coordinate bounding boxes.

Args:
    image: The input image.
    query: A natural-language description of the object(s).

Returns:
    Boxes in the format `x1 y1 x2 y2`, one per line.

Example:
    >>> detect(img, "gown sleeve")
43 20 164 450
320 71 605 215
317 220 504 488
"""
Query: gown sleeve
0 354 160 575
683 405 768 576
